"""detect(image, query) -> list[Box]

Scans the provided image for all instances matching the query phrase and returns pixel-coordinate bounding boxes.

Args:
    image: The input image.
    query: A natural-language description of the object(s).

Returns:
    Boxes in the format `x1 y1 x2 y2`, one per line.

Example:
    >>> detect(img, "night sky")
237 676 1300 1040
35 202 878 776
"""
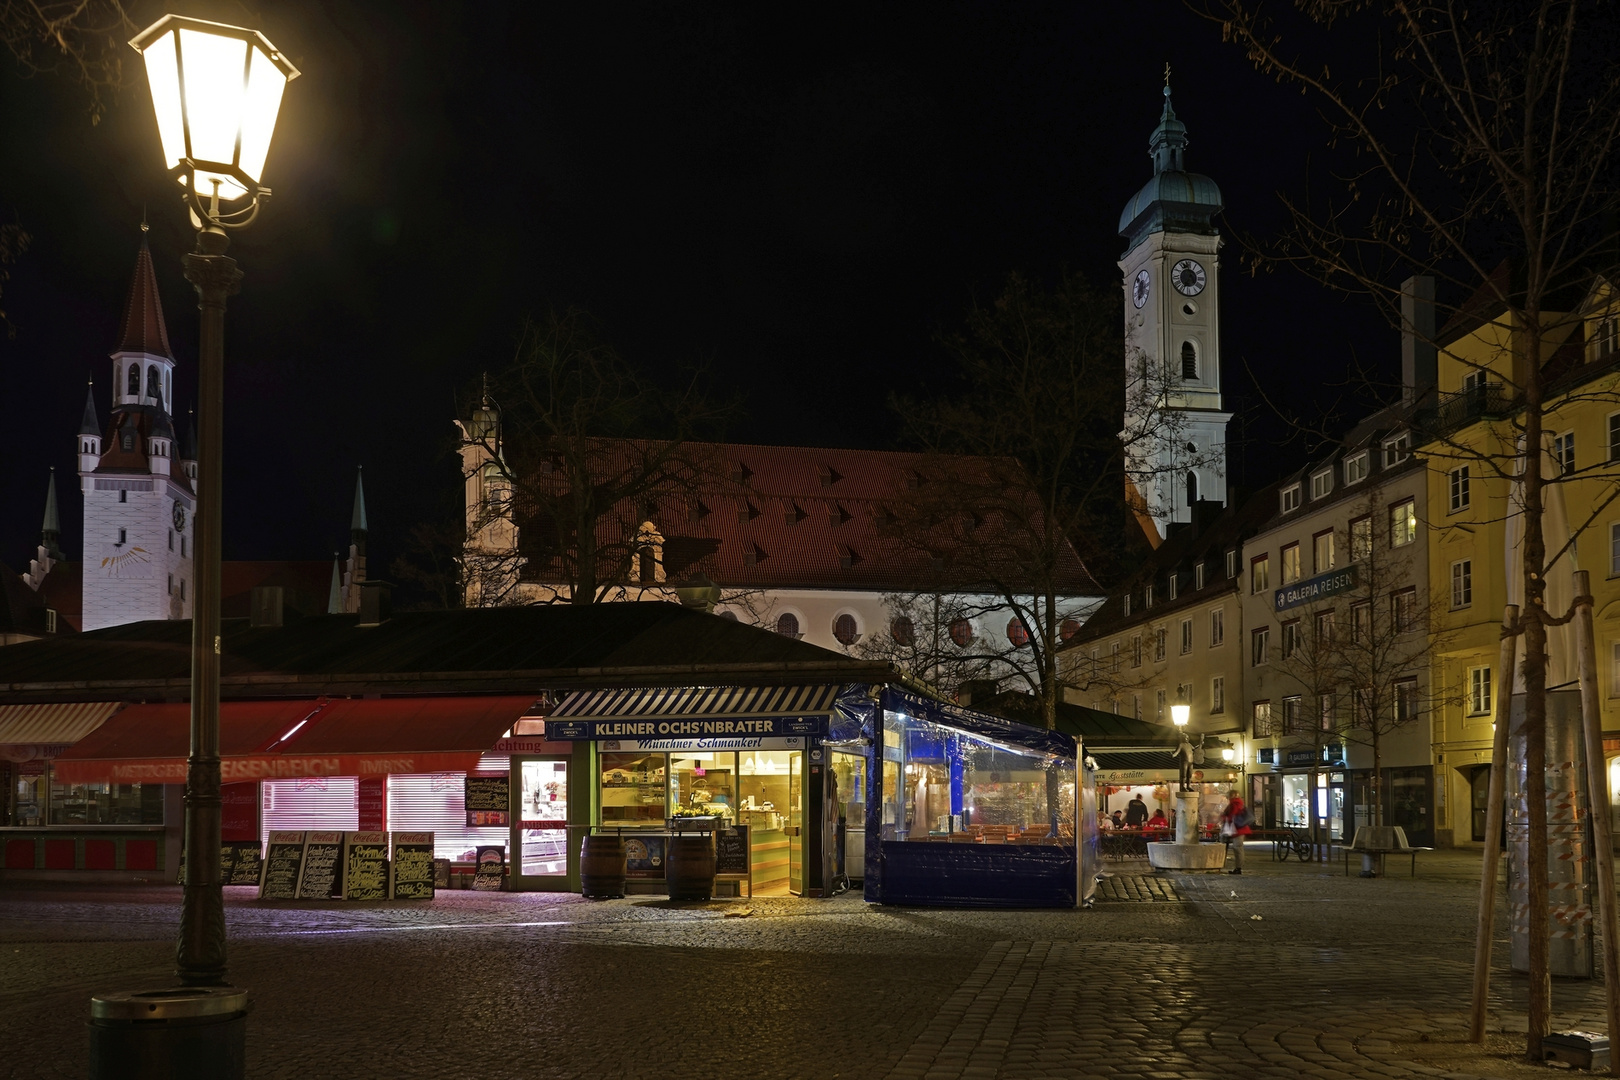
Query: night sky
0 2 1388 584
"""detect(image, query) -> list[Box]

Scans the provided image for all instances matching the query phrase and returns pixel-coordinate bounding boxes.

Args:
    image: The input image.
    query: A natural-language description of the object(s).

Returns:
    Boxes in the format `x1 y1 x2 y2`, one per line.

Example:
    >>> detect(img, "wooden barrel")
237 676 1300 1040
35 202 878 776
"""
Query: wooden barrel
580 833 627 899
665 833 716 900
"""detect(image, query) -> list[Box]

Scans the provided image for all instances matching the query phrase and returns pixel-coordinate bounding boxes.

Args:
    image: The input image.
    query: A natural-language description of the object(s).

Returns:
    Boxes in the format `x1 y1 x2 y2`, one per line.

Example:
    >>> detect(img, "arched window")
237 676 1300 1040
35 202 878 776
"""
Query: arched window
1186 470 1198 505
121 429 134 451
775 612 800 638
832 613 860 646
1006 617 1031 648
1060 618 1081 641
949 618 974 648
146 365 161 405
890 616 915 646
127 364 140 397
1181 341 1197 380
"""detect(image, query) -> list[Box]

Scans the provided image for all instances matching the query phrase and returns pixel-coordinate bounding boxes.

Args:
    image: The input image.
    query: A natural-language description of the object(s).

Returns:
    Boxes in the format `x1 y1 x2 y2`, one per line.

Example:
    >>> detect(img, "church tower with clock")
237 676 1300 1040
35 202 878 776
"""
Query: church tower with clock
78 235 197 631
1118 80 1231 542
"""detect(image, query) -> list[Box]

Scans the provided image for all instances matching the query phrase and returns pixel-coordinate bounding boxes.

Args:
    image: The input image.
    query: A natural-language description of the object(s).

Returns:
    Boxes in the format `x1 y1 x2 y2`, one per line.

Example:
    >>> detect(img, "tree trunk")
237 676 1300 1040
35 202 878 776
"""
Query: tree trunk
1308 765 1322 863
1371 728 1382 828
1521 316 1552 1055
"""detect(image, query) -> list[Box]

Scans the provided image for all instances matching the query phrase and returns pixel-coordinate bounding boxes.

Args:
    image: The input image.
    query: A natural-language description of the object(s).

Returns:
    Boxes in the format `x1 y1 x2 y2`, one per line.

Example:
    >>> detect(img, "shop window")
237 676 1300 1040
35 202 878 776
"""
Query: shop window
48 769 163 825
950 618 974 647
261 777 358 847
1468 666 1492 715
11 764 46 826
601 752 667 826
1251 627 1270 667
1210 607 1225 647
833 613 861 646
1350 516 1372 562
1390 500 1417 547
1251 554 1270 592
1281 543 1301 585
1180 618 1193 655
1314 530 1335 573
1252 700 1272 736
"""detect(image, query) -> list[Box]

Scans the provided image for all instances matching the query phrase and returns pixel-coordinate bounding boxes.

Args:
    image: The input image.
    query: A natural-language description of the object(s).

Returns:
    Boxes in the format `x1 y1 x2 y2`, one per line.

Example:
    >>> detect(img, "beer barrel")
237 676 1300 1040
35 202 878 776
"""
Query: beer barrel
580 832 627 899
665 833 716 900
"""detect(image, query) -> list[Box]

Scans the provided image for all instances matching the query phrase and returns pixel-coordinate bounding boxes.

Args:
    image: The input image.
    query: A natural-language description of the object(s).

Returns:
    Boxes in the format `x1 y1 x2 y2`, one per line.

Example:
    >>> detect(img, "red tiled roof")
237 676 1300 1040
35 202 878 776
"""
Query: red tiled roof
115 240 174 360
514 441 1101 596
220 561 334 617
37 561 82 633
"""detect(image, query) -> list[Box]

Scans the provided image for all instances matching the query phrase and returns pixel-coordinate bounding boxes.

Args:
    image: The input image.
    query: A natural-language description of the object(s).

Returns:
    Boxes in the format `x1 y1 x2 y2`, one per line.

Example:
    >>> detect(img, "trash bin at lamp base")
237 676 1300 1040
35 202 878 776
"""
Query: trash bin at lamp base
89 987 249 1080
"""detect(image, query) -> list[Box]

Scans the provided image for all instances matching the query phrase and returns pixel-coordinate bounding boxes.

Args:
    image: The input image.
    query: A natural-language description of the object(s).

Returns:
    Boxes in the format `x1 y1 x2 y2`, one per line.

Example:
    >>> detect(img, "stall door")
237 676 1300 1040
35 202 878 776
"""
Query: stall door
788 752 804 895
513 757 570 884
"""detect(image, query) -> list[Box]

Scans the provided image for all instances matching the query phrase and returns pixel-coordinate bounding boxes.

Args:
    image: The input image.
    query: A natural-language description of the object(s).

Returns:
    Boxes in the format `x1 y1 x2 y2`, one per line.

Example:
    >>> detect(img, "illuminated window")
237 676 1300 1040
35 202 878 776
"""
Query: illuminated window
1390 500 1417 547
1282 543 1301 584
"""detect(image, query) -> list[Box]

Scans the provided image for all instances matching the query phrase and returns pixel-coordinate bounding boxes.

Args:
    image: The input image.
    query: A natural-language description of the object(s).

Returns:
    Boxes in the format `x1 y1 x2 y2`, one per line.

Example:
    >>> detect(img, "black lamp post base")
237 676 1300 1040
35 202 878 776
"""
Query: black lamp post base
88 987 248 1080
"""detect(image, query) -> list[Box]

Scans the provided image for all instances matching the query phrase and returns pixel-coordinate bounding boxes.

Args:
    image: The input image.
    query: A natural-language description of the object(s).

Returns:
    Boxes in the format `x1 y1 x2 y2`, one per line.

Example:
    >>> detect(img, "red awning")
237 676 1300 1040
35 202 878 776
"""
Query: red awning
52 696 539 784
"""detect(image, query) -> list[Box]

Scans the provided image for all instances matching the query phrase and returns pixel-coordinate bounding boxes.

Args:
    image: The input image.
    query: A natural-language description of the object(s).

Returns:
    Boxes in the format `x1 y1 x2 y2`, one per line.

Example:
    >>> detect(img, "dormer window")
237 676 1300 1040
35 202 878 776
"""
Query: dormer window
1383 433 1411 467
1144 583 1155 608
1195 562 1206 590
1167 575 1179 601
1123 593 1132 617
1280 484 1302 514
1344 451 1369 485
1309 470 1332 500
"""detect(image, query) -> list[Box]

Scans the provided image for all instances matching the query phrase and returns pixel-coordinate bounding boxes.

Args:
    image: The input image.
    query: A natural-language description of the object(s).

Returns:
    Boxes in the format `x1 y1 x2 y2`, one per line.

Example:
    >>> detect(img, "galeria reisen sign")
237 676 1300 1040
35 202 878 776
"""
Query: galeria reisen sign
1274 566 1359 613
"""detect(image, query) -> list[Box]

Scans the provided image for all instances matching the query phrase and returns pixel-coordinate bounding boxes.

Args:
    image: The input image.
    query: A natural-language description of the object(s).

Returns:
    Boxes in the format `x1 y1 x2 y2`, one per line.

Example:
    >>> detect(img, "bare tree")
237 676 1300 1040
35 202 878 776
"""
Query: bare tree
883 270 1214 726
459 309 732 607
1198 0 1620 1048
0 0 137 123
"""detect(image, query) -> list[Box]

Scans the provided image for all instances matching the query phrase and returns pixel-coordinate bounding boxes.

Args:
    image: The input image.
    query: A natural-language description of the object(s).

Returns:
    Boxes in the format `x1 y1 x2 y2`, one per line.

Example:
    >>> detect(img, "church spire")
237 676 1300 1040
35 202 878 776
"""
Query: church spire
40 468 61 557
328 555 343 615
350 466 368 538
116 234 174 361
1150 80 1189 175
78 378 100 436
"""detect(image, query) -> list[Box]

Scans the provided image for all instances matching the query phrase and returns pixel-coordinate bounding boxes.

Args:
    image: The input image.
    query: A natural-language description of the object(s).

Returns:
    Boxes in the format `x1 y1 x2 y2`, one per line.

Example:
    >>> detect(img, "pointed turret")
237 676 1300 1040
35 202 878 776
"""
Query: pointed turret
1118 79 1223 256
78 379 100 436
342 467 368 613
41 469 60 557
327 555 343 614
117 236 174 361
350 466 369 539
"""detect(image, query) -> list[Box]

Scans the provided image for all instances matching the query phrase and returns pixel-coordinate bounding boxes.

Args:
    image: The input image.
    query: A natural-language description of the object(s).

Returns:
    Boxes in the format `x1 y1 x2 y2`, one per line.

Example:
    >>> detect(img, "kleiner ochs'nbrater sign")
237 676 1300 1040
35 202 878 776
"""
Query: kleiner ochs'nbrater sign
1274 566 1359 613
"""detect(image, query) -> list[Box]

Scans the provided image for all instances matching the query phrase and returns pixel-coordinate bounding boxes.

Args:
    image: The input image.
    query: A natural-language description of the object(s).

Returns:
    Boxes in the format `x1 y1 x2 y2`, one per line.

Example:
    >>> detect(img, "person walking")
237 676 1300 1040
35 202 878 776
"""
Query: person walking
1220 788 1252 874
1125 794 1149 827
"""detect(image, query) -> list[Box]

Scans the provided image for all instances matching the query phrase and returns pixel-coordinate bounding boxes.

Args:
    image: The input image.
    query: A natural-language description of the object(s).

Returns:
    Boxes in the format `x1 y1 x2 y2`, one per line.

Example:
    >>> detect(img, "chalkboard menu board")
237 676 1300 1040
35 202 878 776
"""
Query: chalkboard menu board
472 845 505 891
298 831 343 899
343 831 390 901
465 775 510 826
228 843 262 886
259 831 306 900
716 824 749 876
390 832 435 900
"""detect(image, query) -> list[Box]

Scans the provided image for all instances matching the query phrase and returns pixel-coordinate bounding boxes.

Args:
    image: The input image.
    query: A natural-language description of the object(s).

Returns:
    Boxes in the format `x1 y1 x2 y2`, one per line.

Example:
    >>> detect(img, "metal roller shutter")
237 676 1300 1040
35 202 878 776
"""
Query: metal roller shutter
387 754 510 862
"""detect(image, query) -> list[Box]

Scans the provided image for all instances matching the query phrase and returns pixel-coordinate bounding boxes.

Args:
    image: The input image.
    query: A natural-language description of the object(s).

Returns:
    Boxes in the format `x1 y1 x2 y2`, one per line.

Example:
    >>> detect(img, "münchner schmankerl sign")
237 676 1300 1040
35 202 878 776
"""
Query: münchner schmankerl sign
1274 566 1359 613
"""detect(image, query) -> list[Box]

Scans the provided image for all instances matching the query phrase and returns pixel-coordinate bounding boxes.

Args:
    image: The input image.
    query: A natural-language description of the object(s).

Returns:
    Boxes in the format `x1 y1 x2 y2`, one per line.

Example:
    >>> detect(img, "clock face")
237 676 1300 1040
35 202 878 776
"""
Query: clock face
172 500 187 534
1132 269 1151 309
1172 259 1207 296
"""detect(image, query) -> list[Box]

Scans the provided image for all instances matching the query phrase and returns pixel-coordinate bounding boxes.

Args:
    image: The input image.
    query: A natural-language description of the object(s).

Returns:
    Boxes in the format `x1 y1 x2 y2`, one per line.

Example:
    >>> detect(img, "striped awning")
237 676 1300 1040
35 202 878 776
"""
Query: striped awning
551 684 841 720
0 702 121 745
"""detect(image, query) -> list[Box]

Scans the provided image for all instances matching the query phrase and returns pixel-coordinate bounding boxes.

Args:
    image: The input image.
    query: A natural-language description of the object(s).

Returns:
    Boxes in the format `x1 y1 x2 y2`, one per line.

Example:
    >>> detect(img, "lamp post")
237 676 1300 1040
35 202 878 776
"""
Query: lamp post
88 18 296 1078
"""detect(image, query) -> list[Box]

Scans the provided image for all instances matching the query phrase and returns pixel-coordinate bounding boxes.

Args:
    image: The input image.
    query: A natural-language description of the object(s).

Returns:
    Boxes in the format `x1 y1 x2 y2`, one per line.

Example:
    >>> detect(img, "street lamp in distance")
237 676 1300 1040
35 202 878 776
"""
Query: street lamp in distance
87 16 297 1080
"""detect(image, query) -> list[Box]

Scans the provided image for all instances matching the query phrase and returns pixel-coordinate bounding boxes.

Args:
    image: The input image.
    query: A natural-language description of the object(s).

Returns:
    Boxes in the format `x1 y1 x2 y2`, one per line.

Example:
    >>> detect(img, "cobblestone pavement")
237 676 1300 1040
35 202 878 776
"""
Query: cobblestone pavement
0 846 1613 1079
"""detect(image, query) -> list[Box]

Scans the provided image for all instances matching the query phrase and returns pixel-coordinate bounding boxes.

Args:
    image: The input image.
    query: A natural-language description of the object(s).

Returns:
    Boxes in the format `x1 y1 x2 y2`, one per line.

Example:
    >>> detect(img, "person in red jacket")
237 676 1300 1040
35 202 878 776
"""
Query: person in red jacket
1221 789 1252 874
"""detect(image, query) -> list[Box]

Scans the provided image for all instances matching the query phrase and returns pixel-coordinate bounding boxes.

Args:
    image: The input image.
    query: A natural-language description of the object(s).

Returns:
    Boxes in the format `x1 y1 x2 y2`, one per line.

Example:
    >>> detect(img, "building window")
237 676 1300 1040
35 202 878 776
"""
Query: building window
1006 617 1030 648
45 609 56 634
117 528 126 545
181 537 187 558
1156 688 1166 722
1609 414 1620 461
1344 451 1370 485
1211 676 1225 714
1282 695 1303 735
119 489 127 503
168 529 174 551
1390 500 1417 547
1611 522 1620 577
1133 693 1141 720
1448 466 1471 512
1612 643 1620 696
1123 593 1131 617
167 573 173 595
1281 619 1303 659
1281 543 1302 585
1392 588 1417 633
1132 635 1143 668
1394 679 1419 723
1253 700 1273 736
1251 554 1270 592
1154 627 1167 663
1280 484 1302 513
1225 549 1238 578
1597 317 1619 360
1350 516 1372 562
889 616 915 646
1252 627 1270 667
1210 607 1225 647
1145 584 1155 608
1310 470 1332 500
1181 340 1198 379
833 613 860 646
1168 575 1179 601
1315 609 1335 643
776 612 801 638
1313 530 1335 573
950 619 974 647
1195 562 1206 589
179 579 186 601
1554 431 1575 476
1319 693 1338 731
1180 618 1193 655
1451 559 1473 608
1468 666 1492 715
1351 600 1371 643
1383 433 1411 467
1111 641 1121 673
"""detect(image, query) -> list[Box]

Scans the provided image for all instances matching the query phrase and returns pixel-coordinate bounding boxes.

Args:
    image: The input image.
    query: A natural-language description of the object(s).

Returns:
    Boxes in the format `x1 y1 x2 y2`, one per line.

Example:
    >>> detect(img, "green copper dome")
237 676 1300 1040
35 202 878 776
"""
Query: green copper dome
1118 84 1223 254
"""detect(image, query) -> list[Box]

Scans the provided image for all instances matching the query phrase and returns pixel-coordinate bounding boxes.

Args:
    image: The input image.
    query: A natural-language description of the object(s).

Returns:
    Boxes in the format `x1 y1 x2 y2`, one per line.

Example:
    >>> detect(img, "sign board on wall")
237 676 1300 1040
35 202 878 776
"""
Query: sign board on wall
545 716 826 740
600 736 805 753
1274 566 1359 612
465 775 510 827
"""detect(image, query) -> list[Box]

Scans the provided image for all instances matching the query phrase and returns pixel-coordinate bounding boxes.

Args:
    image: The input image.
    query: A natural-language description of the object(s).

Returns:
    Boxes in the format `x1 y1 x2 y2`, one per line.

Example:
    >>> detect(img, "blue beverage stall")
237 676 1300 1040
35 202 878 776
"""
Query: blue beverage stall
831 686 1085 908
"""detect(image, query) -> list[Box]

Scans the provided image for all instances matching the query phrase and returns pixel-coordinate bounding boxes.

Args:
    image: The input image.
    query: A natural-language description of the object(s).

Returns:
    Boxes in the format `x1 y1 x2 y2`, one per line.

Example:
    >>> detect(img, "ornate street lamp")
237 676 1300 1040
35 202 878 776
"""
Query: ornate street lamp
88 22 296 1074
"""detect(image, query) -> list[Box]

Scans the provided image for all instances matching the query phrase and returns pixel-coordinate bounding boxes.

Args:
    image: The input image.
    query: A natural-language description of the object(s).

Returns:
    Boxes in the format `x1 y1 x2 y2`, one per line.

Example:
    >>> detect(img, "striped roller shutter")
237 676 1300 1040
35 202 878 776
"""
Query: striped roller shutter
550 684 840 720
387 754 511 862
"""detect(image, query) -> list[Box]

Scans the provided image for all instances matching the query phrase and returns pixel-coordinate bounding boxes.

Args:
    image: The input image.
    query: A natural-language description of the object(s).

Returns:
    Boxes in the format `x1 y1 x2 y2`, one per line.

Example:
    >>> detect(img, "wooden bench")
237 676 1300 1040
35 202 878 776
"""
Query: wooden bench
1337 825 1433 877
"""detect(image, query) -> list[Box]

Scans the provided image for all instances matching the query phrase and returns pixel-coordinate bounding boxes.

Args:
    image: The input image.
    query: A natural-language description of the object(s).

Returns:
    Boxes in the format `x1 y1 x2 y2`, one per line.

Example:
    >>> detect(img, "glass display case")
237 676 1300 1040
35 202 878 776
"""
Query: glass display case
600 752 667 825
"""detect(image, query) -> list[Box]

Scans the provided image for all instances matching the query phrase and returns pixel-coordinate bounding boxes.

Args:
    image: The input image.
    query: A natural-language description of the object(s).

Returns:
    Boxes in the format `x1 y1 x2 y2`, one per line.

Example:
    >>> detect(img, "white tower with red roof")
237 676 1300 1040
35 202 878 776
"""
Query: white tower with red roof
79 234 196 631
